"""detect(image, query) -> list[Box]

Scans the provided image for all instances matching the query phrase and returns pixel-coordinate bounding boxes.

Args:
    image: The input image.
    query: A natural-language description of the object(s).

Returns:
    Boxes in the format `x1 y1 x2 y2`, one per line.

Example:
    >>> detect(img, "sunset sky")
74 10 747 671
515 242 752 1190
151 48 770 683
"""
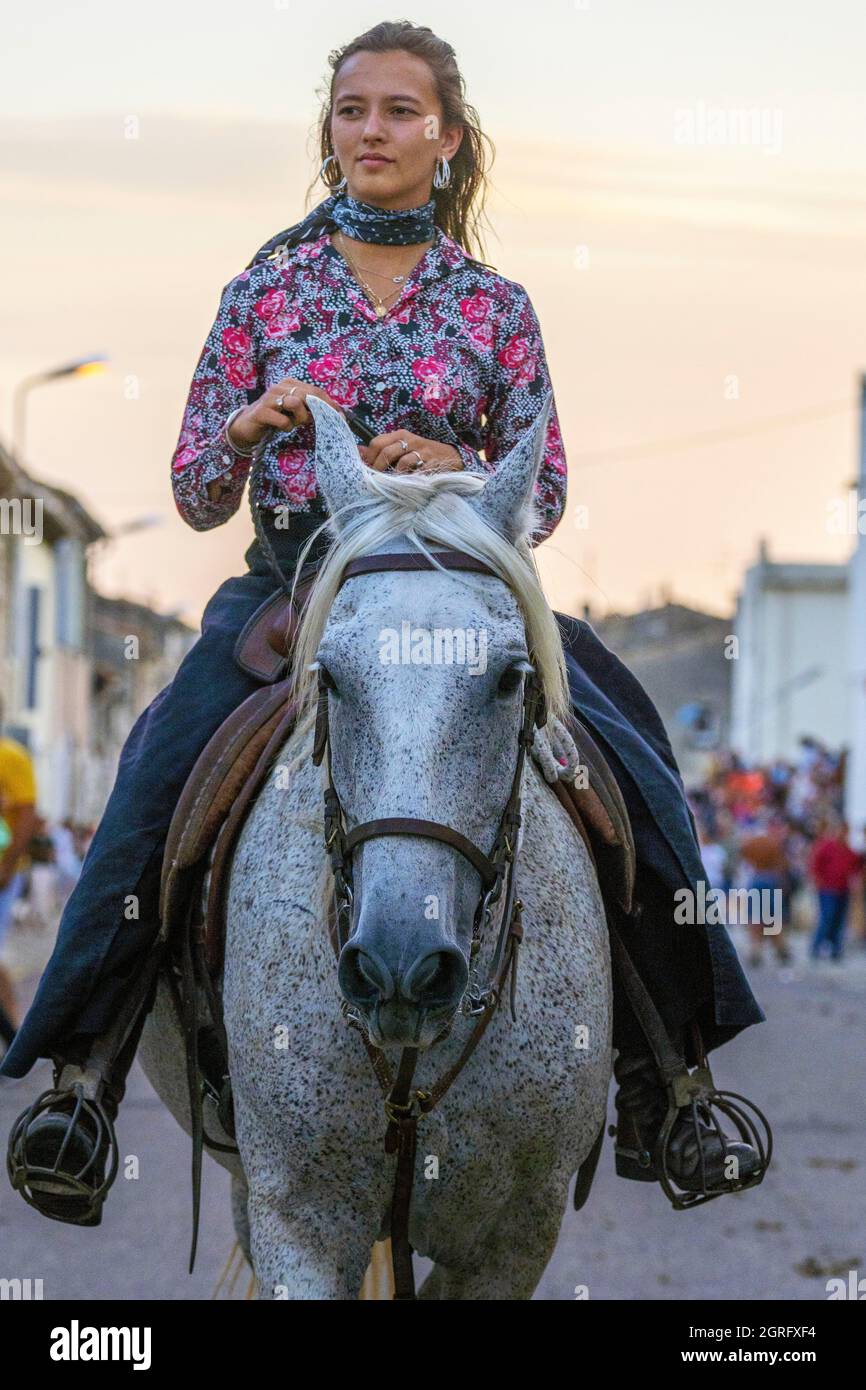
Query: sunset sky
2 0 865 624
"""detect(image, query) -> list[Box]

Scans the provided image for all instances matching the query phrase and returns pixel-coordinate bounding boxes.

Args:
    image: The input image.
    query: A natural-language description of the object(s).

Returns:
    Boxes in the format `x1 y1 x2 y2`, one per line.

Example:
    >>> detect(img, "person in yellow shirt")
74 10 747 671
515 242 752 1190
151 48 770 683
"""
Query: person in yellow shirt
0 709 38 1051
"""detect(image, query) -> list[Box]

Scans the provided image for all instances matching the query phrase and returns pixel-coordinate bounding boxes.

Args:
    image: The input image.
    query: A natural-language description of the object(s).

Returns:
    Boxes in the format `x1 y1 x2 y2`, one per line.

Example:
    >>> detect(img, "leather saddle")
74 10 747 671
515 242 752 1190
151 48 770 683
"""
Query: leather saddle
159 582 636 977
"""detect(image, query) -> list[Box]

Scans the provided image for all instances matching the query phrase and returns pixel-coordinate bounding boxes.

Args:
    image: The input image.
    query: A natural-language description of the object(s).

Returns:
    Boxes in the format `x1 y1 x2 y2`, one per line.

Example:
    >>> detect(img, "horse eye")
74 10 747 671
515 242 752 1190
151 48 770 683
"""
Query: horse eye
497 666 525 696
317 663 338 694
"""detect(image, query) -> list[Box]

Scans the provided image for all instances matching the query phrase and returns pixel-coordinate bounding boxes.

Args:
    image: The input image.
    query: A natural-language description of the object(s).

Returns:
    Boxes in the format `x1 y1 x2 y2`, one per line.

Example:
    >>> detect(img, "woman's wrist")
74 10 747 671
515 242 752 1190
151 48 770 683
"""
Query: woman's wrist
223 405 257 457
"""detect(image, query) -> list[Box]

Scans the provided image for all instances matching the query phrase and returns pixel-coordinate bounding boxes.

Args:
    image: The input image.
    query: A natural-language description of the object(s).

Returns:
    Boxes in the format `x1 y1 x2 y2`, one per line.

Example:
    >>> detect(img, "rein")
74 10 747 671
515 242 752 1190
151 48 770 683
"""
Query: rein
311 548 548 1300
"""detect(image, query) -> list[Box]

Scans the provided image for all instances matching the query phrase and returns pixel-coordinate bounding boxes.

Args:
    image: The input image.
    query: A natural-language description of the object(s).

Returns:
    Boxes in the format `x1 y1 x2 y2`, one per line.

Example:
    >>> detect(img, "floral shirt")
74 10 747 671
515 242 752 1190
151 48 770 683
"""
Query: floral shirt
170 225 567 544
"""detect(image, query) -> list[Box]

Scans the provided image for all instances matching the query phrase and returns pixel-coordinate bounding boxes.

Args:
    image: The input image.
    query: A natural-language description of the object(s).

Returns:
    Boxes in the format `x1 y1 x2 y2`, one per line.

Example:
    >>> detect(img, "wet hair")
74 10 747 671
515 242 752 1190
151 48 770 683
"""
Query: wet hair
308 20 496 262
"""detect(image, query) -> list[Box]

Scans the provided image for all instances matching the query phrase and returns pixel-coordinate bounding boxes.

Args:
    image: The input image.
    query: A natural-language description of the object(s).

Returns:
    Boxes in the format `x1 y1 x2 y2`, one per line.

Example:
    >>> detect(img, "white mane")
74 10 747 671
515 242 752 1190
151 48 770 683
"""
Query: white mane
285 466 571 726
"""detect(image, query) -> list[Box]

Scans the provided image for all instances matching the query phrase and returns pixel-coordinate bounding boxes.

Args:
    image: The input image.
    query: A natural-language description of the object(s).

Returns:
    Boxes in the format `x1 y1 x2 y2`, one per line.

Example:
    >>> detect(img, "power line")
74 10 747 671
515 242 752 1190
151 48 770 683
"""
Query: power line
574 397 855 468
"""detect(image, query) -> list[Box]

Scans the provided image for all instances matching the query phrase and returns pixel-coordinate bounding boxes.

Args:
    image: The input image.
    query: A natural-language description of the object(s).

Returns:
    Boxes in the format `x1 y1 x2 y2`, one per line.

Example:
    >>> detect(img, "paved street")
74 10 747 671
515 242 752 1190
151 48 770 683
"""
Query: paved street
1 929 864 1301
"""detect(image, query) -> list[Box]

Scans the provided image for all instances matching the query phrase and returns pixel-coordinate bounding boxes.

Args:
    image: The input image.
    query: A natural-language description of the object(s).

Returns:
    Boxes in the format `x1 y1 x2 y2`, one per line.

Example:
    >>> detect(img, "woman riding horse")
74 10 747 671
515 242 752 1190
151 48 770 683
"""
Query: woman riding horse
4 20 767 1226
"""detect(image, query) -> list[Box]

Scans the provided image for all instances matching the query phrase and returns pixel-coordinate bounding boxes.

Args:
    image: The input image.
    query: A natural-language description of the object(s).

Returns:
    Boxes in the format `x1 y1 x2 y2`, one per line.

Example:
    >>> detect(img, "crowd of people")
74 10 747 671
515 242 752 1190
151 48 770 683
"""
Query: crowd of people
689 737 865 967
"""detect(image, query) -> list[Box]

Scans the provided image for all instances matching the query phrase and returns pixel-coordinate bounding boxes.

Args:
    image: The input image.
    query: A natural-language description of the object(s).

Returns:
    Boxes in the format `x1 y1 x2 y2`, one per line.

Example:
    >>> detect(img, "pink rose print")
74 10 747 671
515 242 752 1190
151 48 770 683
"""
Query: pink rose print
254 288 286 321
546 413 564 454
467 321 495 351
222 326 253 356
265 310 302 338
276 448 319 503
172 425 200 472
460 290 493 325
220 323 256 389
410 356 455 414
327 376 361 408
411 356 445 384
254 288 302 338
222 355 258 390
308 353 361 407
308 353 343 385
412 379 456 416
497 333 537 386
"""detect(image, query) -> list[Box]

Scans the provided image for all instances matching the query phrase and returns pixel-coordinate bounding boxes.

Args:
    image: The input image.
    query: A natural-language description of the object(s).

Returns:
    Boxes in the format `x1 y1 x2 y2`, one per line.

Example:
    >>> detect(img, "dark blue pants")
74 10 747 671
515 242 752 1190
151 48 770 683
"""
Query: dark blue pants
0 517 763 1080
811 891 849 959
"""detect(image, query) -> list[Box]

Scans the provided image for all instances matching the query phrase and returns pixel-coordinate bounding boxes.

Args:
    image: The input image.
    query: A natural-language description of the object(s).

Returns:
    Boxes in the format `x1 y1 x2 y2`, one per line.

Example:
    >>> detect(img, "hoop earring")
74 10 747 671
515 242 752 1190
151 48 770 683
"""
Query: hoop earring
432 155 452 190
319 153 347 191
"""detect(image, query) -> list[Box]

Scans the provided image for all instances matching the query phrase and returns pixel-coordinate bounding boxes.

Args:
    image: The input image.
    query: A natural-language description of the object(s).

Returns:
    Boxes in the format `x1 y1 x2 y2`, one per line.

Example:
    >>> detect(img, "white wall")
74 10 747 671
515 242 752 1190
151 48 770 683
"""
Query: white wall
731 567 848 763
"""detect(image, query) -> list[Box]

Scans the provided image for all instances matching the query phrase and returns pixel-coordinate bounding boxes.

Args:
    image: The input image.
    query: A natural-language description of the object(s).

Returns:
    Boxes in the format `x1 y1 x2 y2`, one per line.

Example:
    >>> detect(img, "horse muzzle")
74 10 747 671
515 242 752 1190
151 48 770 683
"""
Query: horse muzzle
338 938 468 1048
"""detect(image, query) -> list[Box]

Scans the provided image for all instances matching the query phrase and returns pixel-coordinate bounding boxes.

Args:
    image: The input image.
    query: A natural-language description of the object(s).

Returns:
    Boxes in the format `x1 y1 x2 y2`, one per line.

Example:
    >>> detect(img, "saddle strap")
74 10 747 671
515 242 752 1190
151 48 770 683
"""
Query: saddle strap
203 693 305 973
606 919 688 1085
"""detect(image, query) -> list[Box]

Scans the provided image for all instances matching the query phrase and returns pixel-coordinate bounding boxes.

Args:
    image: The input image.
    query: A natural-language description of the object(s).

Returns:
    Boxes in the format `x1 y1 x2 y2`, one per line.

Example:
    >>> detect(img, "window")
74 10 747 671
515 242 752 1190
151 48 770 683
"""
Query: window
55 538 84 649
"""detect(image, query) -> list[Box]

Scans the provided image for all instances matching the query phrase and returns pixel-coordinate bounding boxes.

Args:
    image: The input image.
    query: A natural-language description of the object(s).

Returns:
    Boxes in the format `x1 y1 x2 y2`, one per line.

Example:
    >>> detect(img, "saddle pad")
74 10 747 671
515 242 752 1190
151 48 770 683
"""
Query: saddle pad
159 679 297 932
556 712 636 915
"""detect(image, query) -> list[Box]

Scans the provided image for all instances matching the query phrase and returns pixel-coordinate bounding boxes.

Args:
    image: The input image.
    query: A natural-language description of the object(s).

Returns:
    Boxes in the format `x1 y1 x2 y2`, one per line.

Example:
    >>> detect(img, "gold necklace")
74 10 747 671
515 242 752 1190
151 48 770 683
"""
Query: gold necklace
336 234 423 318
336 230 426 282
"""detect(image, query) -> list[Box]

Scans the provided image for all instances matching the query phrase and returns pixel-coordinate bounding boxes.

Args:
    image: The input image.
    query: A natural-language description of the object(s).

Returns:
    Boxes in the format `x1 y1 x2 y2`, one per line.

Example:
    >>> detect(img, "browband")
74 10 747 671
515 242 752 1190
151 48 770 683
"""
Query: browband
337 549 498 589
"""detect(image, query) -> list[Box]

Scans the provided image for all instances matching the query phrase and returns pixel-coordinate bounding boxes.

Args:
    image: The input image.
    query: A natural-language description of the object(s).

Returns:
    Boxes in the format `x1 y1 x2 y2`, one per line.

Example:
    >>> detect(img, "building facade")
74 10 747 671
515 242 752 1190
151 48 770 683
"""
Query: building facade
730 541 849 766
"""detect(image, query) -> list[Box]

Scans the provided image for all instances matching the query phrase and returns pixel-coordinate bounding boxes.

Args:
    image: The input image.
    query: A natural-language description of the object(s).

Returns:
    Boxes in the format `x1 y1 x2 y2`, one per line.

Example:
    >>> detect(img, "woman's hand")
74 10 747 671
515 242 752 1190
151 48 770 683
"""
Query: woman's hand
360 431 464 475
226 377 346 452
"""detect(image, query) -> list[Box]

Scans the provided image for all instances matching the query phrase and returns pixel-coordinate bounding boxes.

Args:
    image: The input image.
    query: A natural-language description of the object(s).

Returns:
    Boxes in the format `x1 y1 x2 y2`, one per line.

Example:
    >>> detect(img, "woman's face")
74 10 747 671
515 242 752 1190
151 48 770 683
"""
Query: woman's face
330 49 463 211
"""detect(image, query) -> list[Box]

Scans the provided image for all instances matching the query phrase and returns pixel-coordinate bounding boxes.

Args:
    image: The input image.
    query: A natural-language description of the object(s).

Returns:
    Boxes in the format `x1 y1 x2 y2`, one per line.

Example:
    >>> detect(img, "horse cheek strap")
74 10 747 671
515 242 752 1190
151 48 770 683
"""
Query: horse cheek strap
312 669 330 767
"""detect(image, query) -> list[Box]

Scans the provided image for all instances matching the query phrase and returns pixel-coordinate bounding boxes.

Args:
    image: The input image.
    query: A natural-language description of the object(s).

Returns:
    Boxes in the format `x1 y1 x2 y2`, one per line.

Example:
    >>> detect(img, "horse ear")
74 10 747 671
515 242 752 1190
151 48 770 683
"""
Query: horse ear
306 395 368 527
469 390 554 545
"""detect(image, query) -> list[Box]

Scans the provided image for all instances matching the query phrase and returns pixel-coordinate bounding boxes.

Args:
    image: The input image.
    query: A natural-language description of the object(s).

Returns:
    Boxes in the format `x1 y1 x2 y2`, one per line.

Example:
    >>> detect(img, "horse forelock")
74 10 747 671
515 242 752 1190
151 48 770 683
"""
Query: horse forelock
286 470 570 727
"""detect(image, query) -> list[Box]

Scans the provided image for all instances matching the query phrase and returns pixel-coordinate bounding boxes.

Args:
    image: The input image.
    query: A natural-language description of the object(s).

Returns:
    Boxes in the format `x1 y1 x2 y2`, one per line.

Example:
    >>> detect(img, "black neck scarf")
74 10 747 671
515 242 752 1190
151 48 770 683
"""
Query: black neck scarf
246 191 438 269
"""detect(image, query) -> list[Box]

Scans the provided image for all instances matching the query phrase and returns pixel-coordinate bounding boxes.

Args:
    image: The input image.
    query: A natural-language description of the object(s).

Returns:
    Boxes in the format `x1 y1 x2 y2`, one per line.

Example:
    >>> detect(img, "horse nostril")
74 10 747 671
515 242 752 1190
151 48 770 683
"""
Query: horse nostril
338 946 394 1006
401 948 468 1008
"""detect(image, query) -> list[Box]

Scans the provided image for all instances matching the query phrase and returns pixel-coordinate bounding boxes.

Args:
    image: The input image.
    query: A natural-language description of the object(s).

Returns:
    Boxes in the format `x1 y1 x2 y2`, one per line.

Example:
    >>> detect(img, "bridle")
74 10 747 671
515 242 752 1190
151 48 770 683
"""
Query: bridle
313 547 547 1016
310 547 548 1299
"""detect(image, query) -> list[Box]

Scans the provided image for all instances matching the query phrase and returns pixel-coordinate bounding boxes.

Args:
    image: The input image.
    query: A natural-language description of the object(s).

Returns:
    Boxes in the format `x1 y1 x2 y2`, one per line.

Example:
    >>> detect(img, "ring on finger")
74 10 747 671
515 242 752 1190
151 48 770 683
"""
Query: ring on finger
399 438 409 452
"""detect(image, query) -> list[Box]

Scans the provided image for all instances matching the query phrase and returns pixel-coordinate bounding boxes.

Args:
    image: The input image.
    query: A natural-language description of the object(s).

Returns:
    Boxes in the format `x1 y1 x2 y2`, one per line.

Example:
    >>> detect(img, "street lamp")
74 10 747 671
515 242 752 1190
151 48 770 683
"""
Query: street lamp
12 356 108 459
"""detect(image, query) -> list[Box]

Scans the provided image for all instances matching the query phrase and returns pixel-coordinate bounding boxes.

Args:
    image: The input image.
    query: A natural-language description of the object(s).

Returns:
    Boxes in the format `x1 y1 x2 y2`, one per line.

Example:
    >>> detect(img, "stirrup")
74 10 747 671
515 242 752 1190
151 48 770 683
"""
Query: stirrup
654 1064 773 1211
7 1082 119 1227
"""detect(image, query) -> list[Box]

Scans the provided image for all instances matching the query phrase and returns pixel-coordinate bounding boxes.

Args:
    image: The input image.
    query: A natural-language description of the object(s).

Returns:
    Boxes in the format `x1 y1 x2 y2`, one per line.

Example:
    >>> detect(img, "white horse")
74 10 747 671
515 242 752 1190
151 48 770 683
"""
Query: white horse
139 393 612 1299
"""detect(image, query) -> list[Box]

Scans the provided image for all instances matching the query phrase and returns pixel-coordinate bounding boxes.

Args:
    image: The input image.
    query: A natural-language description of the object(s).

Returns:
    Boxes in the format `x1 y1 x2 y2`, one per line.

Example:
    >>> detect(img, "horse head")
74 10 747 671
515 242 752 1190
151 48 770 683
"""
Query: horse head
293 393 569 1050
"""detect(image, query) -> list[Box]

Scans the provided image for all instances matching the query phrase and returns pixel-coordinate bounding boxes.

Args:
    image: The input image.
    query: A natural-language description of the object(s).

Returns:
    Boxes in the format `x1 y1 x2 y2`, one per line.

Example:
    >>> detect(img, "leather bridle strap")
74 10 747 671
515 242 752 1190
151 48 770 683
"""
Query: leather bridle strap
314 546 547 1301
337 548 498 587
328 894 525 1302
343 818 499 891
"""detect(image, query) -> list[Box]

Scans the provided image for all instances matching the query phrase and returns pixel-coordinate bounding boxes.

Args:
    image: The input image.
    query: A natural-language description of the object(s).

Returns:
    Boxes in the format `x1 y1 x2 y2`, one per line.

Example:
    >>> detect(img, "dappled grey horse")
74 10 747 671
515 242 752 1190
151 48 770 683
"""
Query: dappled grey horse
139 393 612 1299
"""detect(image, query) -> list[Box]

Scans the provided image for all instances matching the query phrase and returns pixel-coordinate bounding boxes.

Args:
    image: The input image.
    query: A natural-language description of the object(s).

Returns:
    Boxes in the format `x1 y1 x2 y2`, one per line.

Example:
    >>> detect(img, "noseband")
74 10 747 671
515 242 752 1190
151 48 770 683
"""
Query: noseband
311 547 548 1016
310 547 548 1300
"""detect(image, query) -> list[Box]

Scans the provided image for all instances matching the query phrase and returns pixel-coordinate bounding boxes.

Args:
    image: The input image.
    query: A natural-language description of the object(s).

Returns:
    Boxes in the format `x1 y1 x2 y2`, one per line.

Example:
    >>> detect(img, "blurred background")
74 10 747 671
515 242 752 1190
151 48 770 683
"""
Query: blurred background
1 0 865 1299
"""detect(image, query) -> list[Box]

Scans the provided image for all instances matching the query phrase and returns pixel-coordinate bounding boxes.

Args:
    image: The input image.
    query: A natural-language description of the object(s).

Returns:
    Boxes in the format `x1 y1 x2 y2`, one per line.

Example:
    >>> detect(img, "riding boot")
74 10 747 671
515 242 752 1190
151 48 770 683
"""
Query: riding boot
611 1047 762 1193
6 947 162 1226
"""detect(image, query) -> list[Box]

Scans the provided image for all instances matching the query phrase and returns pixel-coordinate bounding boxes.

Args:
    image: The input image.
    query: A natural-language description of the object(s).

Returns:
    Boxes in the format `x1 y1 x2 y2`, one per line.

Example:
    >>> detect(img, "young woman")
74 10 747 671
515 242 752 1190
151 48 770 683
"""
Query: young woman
5 20 767 1226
